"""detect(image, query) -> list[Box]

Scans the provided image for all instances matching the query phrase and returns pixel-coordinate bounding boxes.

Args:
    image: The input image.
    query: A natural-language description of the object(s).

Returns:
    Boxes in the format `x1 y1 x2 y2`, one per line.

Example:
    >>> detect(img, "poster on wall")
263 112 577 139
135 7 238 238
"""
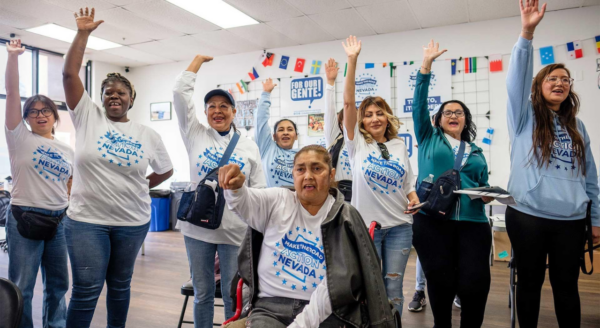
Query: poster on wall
234 99 258 128
307 113 324 137
280 75 326 116
398 132 419 176
355 66 391 108
396 61 452 118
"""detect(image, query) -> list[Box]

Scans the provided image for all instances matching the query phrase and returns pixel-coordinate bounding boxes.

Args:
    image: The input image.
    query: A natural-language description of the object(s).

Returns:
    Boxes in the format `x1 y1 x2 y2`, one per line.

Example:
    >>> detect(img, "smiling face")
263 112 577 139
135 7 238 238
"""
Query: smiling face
439 102 466 138
205 95 236 132
273 120 298 149
293 150 335 206
542 68 571 111
362 104 389 141
25 101 57 136
102 80 133 122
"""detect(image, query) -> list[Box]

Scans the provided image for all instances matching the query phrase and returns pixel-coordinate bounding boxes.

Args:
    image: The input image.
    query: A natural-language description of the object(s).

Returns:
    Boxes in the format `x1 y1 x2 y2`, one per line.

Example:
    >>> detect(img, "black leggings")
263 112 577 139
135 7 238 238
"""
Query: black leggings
505 207 586 328
413 214 492 328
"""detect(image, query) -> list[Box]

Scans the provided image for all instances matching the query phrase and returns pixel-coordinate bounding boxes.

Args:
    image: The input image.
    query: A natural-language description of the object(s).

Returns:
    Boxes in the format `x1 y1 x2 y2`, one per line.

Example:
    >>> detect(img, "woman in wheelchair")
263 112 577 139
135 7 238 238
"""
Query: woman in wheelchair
219 145 397 328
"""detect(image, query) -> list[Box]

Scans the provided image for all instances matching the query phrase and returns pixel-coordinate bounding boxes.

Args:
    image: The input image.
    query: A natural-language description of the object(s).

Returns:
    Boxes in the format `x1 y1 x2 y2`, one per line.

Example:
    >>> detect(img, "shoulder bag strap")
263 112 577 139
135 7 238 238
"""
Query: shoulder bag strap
218 132 240 168
328 133 344 170
452 141 466 171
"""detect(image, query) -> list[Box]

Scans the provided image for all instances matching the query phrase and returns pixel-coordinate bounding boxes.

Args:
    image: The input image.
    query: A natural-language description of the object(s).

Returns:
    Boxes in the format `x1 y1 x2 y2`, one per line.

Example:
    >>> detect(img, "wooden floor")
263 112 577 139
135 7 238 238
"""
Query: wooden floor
1 230 598 328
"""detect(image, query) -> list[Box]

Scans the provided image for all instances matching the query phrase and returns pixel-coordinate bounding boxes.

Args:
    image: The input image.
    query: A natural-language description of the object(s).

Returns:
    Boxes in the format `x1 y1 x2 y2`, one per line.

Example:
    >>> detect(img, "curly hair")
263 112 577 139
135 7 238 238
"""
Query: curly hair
101 73 136 108
357 96 401 144
432 100 477 142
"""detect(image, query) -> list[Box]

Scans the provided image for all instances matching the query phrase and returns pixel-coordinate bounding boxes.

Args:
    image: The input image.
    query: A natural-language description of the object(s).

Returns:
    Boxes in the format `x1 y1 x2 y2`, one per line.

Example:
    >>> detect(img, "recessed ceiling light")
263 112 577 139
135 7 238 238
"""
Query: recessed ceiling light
166 0 259 29
26 24 122 51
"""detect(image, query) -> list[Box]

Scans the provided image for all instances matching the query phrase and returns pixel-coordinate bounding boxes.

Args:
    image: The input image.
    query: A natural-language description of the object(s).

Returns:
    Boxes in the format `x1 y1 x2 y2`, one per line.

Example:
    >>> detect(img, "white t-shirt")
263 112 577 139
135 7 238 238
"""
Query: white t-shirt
444 133 471 168
324 84 352 182
345 124 417 228
5 122 74 210
67 93 173 226
225 186 333 328
173 71 267 246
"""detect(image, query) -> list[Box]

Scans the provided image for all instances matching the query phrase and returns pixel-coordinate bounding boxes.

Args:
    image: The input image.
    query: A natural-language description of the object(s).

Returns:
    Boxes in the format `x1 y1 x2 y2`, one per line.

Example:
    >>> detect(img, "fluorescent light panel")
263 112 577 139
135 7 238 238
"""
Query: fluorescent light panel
26 24 122 51
166 0 259 29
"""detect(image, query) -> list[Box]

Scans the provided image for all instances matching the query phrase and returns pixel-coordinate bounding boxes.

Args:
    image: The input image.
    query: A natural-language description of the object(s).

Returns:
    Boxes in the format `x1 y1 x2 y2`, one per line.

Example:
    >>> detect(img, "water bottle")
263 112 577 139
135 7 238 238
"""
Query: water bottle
423 174 434 184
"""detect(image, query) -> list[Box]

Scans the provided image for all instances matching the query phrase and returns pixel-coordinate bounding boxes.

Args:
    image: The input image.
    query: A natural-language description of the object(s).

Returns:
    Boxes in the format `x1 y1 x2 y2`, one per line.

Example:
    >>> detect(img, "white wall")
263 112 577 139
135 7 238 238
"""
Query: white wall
122 6 600 187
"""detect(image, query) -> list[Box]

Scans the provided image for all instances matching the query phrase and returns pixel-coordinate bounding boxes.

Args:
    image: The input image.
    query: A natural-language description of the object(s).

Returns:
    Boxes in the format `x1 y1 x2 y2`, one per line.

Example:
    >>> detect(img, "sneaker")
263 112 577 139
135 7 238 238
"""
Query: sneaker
408 290 427 312
182 278 193 289
454 296 461 308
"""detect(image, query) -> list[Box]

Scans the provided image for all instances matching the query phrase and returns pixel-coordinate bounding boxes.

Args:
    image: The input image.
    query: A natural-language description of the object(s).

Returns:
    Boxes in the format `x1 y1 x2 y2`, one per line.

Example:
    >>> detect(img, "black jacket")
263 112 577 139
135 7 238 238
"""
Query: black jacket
231 188 396 328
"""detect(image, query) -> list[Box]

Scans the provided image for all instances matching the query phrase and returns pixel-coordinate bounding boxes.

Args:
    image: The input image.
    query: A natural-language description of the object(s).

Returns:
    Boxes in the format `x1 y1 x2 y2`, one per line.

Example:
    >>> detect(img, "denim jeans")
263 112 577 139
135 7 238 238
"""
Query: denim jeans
64 217 149 328
6 206 68 328
415 257 427 292
184 236 239 328
246 297 347 328
372 223 413 317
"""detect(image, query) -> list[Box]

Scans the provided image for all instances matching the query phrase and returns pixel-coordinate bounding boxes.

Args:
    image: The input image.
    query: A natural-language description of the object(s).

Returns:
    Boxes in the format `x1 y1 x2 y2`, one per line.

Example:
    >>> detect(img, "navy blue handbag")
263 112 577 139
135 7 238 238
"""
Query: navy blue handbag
177 132 240 230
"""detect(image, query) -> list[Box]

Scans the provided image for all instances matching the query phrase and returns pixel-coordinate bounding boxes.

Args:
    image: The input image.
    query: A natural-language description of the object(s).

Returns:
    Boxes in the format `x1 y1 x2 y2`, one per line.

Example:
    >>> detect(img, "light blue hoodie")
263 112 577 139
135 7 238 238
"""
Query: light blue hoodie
506 36 599 226
255 92 299 187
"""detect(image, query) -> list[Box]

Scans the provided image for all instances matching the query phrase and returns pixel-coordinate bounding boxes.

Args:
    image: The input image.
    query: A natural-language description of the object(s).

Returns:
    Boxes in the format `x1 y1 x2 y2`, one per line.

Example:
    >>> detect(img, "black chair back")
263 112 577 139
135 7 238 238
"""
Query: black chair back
0 277 23 328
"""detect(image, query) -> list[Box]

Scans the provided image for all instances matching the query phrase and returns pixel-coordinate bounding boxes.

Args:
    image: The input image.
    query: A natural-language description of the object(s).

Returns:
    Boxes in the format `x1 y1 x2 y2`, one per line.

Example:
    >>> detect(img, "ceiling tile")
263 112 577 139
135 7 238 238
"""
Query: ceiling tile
85 50 145 67
100 0 150 5
93 7 183 41
0 8 46 29
407 0 468 28
349 0 403 6
543 0 587 10
286 0 351 15
309 8 375 39
266 16 335 44
123 0 220 34
583 0 600 5
0 0 75 28
191 30 262 53
467 0 520 22
130 36 229 62
104 46 174 65
42 0 116 12
356 1 419 34
223 0 303 22
228 24 298 49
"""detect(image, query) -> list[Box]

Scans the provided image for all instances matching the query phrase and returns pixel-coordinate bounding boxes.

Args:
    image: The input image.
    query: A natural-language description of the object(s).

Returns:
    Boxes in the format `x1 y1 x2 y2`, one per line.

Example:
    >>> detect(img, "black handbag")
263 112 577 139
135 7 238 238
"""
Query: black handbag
11 205 66 240
417 141 465 220
177 132 240 230
329 133 353 202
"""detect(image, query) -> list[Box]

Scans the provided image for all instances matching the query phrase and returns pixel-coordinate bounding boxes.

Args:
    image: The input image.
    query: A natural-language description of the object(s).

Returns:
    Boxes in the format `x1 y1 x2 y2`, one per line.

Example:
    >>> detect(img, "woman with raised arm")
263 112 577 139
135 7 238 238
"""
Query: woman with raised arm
4 39 73 328
62 8 173 327
173 55 267 328
255 78 299 187
411 39 492 328
505 1 599 327
323 58 353 201
342 35 419 317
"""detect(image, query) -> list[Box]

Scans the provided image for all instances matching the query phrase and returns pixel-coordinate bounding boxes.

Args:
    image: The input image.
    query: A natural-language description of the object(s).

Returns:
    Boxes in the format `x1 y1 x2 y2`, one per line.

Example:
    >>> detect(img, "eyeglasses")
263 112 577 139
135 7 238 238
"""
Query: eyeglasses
545 76 574 86
26 108 54 118
442 110 464 118
377 142 390 160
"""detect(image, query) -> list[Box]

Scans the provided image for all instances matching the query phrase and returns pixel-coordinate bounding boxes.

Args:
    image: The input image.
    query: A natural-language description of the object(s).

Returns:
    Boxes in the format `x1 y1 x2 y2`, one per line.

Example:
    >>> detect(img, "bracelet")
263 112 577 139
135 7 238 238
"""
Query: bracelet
421 66 431 71
522 30 534 35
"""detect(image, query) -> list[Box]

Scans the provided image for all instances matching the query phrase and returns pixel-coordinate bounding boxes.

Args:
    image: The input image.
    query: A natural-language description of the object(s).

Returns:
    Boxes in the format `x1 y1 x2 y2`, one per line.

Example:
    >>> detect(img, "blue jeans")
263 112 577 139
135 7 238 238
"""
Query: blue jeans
373 223 413 317
184 236 238 328
64 217 149 328
6 206 68 328
415 257 427 292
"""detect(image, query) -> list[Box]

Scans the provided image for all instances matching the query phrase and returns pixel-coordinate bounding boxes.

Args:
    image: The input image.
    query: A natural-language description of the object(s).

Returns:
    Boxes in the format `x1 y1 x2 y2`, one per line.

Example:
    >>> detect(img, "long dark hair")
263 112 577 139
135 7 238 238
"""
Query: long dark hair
433 100 477 142
530 64 584 175
23 95 60 135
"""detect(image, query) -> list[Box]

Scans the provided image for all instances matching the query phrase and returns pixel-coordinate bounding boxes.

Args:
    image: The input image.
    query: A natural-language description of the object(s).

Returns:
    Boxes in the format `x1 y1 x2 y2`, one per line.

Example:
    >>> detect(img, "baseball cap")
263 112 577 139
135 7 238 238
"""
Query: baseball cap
204 89 235 108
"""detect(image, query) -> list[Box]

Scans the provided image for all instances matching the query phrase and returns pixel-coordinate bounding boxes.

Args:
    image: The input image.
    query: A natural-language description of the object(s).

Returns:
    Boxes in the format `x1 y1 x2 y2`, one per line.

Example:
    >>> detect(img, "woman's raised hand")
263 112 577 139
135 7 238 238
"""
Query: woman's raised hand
422 39 447 63
74 7 104 33
6 39 25 56
520 0 546 33
325 58 339 85
342 35 361 58
262 78 277 93
219 164 246 190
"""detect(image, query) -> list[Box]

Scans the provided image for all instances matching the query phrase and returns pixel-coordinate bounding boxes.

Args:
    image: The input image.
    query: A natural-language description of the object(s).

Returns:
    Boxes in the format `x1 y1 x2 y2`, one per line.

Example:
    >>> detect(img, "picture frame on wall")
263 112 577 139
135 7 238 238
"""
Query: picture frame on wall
150 102 172 121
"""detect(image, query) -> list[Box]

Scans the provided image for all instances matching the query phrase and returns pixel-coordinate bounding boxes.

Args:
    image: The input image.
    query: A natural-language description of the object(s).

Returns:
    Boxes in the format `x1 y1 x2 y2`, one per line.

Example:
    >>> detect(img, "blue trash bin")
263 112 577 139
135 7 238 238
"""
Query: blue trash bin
150 189 171 232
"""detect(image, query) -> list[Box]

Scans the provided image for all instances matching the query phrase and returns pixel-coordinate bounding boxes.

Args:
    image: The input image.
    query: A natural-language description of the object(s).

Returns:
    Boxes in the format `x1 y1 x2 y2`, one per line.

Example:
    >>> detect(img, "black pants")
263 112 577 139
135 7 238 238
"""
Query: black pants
505 207 586 328
412 214 492 328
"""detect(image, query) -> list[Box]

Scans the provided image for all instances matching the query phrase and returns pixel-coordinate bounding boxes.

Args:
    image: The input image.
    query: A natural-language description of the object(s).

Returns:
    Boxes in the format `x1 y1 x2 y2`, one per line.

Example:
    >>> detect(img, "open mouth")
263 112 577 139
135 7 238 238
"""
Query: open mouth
281 136 290 141
212 116 225 124
552 89 564 95
109 101 121 109
36 119 48 124
449 121 459 127
303 184 315 191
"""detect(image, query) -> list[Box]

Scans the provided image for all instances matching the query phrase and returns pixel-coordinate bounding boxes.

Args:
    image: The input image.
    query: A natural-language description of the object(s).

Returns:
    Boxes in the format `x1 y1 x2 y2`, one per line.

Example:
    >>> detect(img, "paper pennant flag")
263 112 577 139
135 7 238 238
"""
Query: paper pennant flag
248 67 259 80
311 60 322 74
236 83 244 94
389 62 393 77
294 58 306 73
344 63 347 77
403 61 414 65
383 63 387 68
596 36 600 54
240 80 248 92
464 57 477 73
566 40 583 59
539 46 555 65
482 128 494 145
262 52 275 67
365 63 375 69
279 55 289 70
451 59 457 75
489 54 503 72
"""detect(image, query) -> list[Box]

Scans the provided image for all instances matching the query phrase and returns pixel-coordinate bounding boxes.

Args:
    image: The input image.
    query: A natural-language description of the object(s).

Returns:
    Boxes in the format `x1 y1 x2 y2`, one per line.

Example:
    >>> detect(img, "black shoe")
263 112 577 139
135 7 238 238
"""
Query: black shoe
454 296 461 308
408 290 427 312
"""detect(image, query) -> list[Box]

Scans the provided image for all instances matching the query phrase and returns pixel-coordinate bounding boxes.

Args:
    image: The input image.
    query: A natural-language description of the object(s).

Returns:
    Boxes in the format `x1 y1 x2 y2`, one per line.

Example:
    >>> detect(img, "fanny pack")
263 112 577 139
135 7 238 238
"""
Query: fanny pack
417 141 465 220
11 205 67 240
177 132 240 230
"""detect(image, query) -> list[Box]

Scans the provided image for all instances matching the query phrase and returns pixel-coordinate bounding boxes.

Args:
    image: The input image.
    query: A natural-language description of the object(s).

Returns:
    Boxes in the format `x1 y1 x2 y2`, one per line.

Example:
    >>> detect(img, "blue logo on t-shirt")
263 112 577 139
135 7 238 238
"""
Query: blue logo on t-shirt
97 131 144 167
340 149 352 173
272 227 325 293
361 152 406 194
550 122 576 172
197 147 246 176
32 146 70 182
269 154 294 185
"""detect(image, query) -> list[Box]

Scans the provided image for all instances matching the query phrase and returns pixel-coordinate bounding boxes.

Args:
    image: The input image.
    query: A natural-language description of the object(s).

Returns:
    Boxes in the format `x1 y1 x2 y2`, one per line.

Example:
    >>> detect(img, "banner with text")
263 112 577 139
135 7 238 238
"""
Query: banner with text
355 66 391 108
396 61 452 118
280 75 326 116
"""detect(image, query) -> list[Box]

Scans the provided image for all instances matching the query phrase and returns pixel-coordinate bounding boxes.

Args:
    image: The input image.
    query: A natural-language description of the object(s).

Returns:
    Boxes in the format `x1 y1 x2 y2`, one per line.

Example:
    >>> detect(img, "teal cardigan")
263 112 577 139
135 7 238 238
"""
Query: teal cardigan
412 72 489 223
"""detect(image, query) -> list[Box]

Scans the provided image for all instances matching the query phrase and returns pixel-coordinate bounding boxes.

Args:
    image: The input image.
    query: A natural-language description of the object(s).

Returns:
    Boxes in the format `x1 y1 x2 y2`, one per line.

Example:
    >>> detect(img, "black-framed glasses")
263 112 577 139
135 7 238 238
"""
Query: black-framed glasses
26 108 54 118
442 110 465 118
377 142 390 160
